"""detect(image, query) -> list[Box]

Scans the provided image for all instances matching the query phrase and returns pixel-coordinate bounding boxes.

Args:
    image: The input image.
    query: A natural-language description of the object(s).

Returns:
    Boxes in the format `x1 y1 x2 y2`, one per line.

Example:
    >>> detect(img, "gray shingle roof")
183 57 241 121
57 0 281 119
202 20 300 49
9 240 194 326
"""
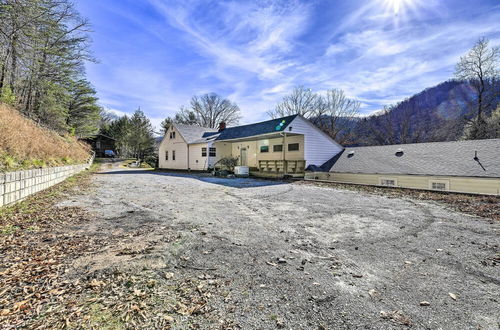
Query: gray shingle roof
175 124 217 144
328 139 500 178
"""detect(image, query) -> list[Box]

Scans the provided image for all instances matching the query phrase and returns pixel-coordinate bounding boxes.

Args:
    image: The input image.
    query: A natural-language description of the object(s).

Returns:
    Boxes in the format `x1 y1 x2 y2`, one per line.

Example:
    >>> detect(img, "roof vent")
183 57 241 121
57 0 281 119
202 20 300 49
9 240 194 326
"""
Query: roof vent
347 150 355 158
395 148 404 157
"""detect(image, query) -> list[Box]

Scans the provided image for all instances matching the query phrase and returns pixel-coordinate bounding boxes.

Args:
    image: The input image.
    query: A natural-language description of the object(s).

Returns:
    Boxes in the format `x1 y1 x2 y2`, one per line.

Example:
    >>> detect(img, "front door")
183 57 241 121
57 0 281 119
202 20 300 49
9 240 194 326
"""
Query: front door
240 148 248 166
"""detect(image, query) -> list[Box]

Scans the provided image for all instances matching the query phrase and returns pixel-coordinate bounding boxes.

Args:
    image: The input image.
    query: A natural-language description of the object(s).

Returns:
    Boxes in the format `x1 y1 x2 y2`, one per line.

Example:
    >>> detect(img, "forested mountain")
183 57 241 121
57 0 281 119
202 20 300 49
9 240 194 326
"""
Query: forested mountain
0 0 101 137
351 80 500 146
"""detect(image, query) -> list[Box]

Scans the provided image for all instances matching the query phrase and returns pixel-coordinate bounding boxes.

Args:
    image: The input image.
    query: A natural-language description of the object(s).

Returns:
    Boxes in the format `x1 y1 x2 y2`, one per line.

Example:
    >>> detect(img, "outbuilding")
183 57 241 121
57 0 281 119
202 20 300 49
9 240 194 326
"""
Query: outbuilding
306 139 500 195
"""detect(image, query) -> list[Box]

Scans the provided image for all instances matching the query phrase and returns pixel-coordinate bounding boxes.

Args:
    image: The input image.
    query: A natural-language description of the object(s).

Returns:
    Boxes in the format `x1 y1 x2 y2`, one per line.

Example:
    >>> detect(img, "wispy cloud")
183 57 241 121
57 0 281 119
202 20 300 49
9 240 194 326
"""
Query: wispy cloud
78 0 500 122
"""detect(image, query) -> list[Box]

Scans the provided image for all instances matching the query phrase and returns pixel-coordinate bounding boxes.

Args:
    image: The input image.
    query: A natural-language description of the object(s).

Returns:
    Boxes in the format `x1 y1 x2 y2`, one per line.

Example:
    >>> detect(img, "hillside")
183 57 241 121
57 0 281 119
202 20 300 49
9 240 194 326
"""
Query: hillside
0 103 92 172
352 80 499 146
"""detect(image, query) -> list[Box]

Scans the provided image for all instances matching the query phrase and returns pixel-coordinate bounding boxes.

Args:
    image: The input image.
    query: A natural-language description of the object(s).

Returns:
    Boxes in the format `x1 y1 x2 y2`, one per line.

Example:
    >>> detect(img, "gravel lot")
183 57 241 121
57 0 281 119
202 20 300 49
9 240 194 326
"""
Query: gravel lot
61 166 500 329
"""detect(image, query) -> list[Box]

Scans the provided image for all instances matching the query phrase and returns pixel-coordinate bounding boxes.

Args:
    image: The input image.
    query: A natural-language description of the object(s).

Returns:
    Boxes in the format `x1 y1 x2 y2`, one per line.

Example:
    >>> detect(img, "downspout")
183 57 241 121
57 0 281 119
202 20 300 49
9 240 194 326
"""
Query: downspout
187 144 190 172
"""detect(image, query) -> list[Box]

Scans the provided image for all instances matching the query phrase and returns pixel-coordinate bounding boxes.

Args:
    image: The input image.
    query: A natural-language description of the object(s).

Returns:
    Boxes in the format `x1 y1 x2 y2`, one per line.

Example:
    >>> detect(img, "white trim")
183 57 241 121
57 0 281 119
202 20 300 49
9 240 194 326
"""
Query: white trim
285 115 344 150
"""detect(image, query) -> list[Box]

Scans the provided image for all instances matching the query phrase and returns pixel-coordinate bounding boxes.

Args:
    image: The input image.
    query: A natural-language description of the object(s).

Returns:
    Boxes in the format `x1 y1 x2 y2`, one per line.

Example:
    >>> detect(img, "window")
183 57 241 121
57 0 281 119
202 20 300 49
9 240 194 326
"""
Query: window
273 144 283 152
380 178 396 187
288 143 299 151
172 150 176 161
431 182 447 190
209 147 216 157
201 147 207 157
165 151 168 161
170 131 176 139
96 141 101 149
260 145 269 153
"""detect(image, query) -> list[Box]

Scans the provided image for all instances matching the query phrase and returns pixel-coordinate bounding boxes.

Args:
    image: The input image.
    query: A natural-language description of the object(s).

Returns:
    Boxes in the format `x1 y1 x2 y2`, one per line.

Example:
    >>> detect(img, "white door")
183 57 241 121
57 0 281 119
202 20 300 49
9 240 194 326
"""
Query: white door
240 148 248 166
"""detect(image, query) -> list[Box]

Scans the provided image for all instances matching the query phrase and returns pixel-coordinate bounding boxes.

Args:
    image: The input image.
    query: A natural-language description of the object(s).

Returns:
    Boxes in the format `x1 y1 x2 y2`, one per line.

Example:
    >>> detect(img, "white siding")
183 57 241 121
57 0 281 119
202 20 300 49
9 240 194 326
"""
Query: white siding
287 116 343 167
188 143 211 170
158 126 189 169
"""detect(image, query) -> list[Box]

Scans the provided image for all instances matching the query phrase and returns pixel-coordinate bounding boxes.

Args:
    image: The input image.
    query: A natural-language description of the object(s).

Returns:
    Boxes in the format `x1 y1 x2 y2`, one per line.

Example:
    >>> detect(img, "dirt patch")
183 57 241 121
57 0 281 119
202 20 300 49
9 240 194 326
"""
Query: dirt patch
1 167 499 329
297 180 500 221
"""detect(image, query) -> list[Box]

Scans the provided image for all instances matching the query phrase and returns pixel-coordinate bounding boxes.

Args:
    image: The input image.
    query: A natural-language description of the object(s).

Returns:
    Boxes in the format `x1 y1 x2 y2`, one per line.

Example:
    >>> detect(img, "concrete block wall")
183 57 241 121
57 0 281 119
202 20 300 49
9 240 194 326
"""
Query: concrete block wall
0 161 92 208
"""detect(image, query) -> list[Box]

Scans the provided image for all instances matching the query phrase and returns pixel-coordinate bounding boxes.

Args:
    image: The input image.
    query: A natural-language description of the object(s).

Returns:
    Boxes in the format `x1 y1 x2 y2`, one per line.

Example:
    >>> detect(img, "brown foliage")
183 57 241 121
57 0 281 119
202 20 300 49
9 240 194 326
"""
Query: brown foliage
0 103 91 169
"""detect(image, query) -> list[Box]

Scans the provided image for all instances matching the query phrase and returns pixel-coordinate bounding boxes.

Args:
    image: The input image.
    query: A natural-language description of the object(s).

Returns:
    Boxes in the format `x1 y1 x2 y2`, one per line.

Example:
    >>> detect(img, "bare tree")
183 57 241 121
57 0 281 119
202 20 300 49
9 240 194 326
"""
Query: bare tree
314 89 360 143
455 38 499 139
267 86 321 119
268 86 361 143
176 93 241 128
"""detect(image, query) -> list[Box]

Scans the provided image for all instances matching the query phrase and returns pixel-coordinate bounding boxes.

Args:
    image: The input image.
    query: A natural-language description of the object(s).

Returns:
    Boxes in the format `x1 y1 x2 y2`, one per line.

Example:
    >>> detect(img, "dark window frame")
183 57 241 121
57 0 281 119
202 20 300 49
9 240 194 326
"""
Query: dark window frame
288 143 300 151
172 150 176 161
260 145 269 153
201 147 207 157
273 144 283 152
165 150 168 161
209 147 216 157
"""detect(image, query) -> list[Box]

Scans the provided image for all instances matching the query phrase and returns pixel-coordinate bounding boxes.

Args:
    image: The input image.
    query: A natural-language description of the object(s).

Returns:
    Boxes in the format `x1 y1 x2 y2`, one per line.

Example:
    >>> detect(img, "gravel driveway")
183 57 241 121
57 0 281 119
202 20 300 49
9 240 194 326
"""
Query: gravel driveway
61 166 500 329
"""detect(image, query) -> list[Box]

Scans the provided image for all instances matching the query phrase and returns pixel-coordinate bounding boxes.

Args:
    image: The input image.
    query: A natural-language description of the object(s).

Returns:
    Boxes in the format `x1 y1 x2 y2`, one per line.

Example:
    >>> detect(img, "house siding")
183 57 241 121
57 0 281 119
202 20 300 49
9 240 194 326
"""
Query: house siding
287 116 343 167
305 172 500 196
158 126 189 170
188 143 211 171
230 141 258 167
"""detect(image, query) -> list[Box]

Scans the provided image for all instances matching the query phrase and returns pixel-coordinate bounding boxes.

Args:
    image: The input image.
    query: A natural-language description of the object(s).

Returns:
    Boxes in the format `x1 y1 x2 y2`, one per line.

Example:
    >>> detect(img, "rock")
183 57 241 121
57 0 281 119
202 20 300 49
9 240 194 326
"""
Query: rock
419 301 430 306
368 289 380 298
276 317 285 328
164 315 174 323
436 249 443 252
164 272 174 279
404 261 413 265
352 274 363 278
448 292 458 300
277 258 287 264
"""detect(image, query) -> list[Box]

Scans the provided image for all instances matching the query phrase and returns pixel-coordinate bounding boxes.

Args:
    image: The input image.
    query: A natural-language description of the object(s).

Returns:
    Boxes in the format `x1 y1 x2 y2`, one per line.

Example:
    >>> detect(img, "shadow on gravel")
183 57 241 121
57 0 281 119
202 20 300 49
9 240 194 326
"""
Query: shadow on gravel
97 169 290 189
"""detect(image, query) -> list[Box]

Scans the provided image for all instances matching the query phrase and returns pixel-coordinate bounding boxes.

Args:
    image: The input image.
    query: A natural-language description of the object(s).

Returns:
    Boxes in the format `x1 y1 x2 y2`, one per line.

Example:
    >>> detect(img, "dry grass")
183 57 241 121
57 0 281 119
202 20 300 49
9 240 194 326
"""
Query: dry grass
0 103 91 171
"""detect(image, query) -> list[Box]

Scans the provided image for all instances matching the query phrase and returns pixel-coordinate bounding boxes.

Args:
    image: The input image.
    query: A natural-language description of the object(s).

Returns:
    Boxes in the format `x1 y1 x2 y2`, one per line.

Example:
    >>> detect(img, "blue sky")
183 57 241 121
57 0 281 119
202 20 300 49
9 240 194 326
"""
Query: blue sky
76 0 500 129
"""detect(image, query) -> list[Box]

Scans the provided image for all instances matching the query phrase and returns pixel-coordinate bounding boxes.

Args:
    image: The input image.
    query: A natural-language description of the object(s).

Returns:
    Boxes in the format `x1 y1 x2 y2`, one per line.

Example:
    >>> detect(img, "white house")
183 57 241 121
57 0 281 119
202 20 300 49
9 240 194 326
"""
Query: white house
158 115 343 177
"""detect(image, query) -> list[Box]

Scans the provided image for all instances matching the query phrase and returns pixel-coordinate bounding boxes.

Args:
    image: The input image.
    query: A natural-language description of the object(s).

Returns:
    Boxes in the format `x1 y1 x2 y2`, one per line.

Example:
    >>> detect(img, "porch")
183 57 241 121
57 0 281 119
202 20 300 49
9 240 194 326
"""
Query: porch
251 160 306 178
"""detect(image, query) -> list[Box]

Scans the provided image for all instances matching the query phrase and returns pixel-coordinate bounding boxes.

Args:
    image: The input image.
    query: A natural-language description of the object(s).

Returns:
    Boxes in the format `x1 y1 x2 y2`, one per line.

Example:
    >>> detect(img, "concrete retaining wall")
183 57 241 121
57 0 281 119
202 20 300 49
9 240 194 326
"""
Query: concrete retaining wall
0 161 92 208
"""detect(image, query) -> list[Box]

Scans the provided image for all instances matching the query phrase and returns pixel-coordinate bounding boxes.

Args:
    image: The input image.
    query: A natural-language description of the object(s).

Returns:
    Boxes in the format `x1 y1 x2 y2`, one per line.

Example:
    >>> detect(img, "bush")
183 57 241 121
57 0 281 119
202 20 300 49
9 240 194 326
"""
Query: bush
217 157 239 172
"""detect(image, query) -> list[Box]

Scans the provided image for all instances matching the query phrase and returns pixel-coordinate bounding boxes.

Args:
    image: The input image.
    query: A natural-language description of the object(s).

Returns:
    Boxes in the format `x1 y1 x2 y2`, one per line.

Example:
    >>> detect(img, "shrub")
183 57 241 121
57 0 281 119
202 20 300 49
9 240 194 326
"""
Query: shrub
217 157 239 172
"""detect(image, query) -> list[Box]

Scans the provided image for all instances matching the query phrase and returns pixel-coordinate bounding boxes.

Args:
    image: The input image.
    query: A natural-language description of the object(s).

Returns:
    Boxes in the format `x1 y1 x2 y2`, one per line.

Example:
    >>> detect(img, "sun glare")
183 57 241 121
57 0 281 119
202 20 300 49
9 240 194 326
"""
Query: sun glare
385 0 414 15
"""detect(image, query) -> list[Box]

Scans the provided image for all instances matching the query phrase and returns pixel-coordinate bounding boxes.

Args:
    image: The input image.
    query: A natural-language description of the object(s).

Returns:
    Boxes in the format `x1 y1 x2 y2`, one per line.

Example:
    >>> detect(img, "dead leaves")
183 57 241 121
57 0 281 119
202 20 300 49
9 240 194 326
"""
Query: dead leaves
380 310 413 326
